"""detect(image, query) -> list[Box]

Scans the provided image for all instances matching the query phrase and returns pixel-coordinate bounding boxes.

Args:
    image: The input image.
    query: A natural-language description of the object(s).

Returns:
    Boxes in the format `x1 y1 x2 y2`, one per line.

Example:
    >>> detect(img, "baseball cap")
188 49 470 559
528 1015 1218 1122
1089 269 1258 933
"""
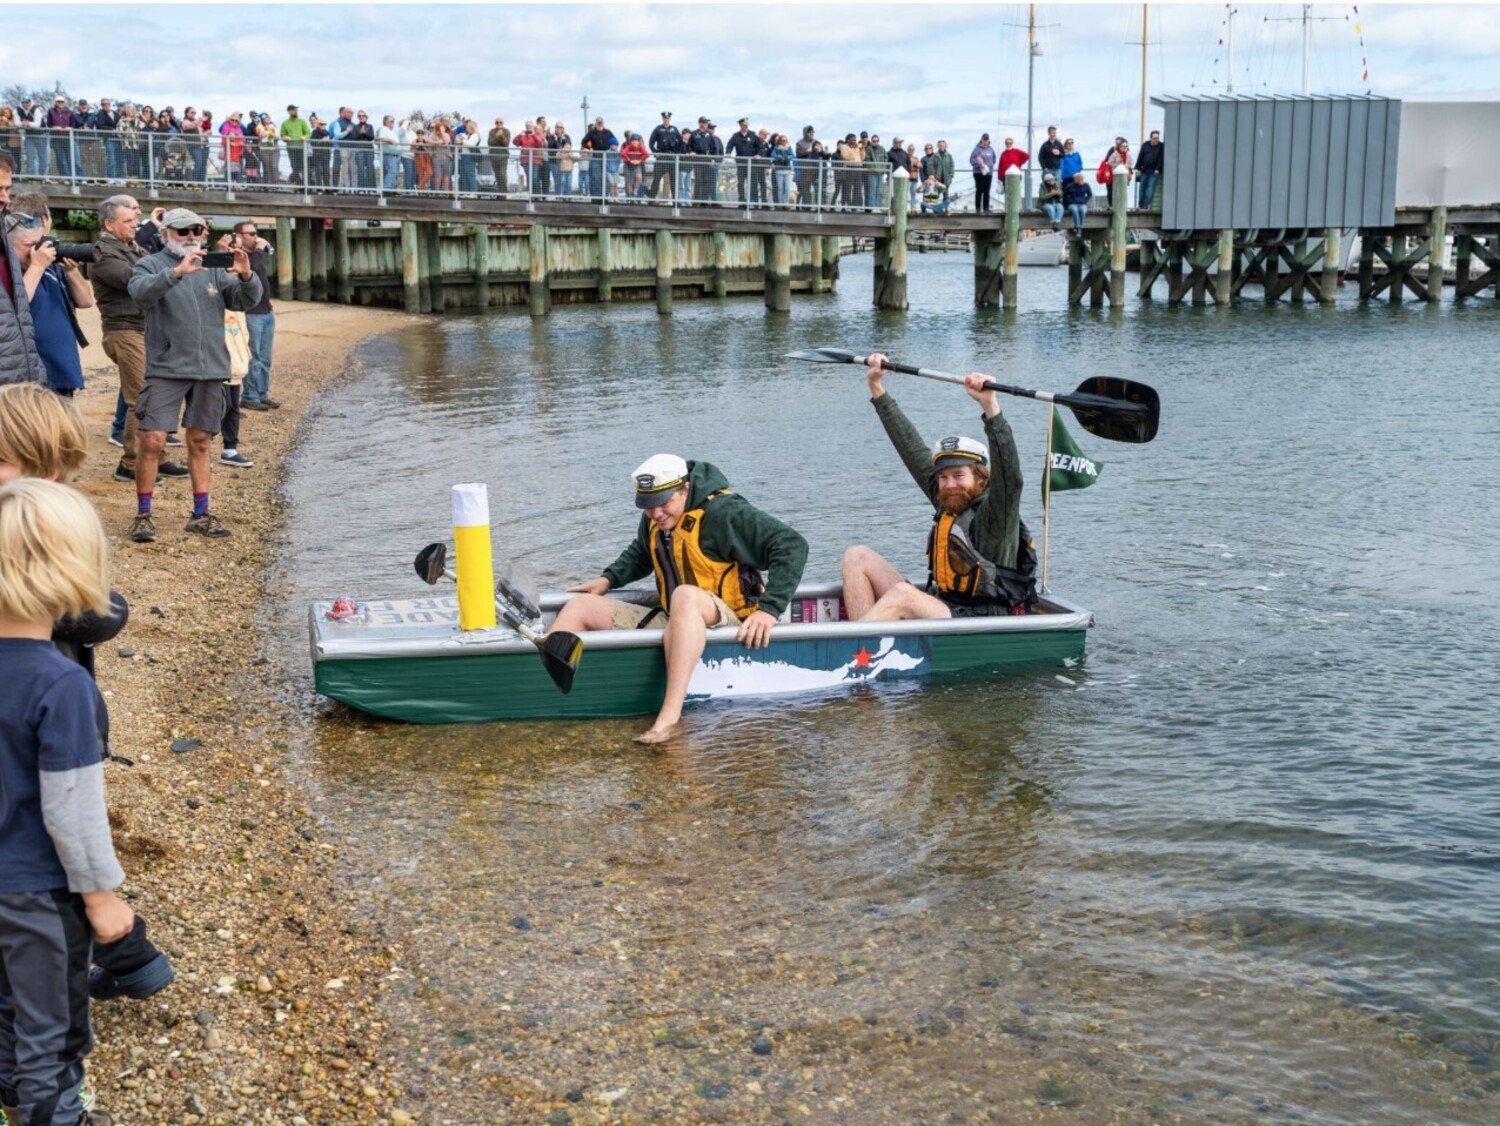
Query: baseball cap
932 436 988 471
632 454 689 509
161 207 207 231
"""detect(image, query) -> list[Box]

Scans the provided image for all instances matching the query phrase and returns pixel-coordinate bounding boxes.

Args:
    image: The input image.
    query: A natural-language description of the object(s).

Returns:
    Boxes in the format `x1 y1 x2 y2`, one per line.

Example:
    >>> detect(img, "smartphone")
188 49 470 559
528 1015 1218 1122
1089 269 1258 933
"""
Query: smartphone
201 251 234 269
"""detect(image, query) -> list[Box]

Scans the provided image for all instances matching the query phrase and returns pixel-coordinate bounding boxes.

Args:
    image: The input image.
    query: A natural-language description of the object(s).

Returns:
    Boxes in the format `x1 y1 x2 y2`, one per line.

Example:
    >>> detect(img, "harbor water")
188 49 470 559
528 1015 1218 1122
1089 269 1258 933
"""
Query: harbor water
274 253 1500 1122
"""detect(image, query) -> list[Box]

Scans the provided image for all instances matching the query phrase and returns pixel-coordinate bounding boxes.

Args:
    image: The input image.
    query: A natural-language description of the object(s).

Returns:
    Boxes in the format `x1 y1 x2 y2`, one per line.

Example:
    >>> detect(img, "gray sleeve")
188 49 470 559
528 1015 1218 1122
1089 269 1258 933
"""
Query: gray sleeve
221 269 264 311
40 763 125 893
128 256 177 308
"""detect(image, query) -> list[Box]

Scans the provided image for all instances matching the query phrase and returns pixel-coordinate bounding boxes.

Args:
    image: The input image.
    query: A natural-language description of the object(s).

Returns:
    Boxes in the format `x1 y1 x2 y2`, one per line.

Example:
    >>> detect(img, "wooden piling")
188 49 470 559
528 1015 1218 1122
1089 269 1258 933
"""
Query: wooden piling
1002 171 1021 309
1454 233 1472 297
413 222 432 313
472 225 490 309
292 219 312 302
1427 206 1447 302
874 175 909 310
809 235 825 294
424 223 444 312
872 233 889 305
309 222 328 302
712 231 729 298
332 220 353 304
1358 232 1376 299
1319 228 1340 304
1138 239 1156 299
1109 175 1129 308
275 216 293 299
399 222 421 315
596 228 613 303
1215 230 1233 306
1389 234 1406 304
528 224 550 316
766 233 792 312
654 229 673 314
821 235 840 288
975 230 1003 308
1290 237 1308 303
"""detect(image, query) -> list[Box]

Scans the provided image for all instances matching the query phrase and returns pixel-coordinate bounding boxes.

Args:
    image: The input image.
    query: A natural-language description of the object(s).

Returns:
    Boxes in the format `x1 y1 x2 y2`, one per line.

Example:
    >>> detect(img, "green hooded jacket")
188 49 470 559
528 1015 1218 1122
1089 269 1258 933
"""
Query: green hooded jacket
601 460 808 617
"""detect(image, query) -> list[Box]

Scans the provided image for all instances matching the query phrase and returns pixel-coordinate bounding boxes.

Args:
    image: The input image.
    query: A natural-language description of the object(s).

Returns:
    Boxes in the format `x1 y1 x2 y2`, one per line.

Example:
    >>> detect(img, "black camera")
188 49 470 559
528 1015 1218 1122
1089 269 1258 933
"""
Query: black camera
40 237 98 264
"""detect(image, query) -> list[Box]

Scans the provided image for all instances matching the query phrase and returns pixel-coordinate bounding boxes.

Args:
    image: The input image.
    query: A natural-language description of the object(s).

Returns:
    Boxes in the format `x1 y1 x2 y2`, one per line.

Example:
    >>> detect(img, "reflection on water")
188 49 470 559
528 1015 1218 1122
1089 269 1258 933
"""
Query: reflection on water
280 255 1500 1120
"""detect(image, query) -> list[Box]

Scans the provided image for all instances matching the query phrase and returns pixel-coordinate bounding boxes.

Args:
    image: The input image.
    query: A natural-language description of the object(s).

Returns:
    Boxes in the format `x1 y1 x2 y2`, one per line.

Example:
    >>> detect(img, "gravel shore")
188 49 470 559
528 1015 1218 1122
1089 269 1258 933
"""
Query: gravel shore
67 300 427 1125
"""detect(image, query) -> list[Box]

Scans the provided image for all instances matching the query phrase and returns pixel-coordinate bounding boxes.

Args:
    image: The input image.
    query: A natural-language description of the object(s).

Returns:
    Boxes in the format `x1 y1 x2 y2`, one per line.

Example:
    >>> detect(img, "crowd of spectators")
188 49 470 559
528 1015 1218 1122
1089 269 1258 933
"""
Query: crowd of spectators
3 92 1166 216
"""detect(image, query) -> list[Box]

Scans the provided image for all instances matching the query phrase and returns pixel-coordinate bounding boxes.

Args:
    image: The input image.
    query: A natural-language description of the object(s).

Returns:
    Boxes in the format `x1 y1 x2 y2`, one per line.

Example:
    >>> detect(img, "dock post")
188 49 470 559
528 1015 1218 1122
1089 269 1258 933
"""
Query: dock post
1066 235 1082 305
654 229 673 315
332 219 353 304
414 222 432 313
472 225 490 309
1003 169 1021 309
1358 232 1376 300
596 228 613 303
1319 228 1340 304
1109 174 1128 308
400 221 421 315
712 230 729 298
1290 237 1308 303
527 224 550 316
1453 233 1472 297
1138 239 1156 298
292 219 312 302
309 221 328 302
875 173 909 310
274 216 293 299
1389 234 1406 304
425 223 444 312
821 235 840 289
975 230 1003 307
1427 206 1448 302
766 233 793 311
809 235 825 294
1214 230 1233 306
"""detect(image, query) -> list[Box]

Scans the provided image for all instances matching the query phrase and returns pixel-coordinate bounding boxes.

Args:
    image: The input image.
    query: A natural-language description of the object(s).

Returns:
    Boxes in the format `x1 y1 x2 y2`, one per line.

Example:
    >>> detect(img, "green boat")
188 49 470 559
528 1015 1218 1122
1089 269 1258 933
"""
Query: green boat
309 584 1092 725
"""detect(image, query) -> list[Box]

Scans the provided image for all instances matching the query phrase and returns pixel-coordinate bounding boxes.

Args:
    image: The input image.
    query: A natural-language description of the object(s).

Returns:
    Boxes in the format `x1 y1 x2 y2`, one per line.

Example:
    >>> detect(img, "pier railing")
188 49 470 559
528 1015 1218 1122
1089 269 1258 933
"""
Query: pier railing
4 127 895 216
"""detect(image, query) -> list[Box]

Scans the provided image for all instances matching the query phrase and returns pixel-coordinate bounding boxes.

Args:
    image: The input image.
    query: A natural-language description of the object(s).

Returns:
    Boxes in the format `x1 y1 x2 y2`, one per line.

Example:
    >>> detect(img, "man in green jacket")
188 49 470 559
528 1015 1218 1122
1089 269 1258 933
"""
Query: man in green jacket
930 140 956 195
841 353 1034 621
863 134 889 209
279 105 310 186
552 454 808 743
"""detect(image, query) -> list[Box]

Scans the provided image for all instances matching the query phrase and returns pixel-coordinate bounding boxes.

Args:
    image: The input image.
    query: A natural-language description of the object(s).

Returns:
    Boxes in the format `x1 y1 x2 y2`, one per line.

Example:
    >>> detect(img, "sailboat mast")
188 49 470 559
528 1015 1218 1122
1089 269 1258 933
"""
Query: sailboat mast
1302 3 1312 95
1026 4 1036 207
1139 4 1148 141
1227 5 1237 95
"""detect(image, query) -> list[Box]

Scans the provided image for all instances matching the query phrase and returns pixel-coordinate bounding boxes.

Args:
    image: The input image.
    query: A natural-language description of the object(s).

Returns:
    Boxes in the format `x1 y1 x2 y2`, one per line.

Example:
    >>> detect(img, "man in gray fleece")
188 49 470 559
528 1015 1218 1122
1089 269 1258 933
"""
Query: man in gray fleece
126 208 261 543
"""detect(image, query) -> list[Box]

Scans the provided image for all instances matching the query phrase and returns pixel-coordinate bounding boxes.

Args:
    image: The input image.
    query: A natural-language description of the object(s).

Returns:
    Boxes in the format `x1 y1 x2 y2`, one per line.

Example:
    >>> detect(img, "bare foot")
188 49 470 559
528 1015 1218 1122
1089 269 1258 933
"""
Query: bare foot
634 722 680 745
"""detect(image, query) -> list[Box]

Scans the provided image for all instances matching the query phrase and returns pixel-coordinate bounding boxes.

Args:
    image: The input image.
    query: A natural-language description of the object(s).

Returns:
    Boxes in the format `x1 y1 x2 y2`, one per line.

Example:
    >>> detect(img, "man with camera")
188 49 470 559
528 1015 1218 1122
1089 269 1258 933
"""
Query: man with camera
127 209 262 542
0 152 46 384
92 194 189 485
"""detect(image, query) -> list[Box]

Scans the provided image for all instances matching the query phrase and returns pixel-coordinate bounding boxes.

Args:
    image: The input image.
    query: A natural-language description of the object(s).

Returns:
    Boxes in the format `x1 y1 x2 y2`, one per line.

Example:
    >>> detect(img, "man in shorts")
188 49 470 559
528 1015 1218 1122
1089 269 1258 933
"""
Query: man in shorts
550 454 807 743
126 208 262 542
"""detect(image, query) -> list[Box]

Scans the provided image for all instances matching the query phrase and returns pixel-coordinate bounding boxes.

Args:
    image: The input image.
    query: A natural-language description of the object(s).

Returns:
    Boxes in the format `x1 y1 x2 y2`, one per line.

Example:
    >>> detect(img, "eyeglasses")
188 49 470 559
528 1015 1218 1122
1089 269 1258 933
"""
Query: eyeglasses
241 229 258 237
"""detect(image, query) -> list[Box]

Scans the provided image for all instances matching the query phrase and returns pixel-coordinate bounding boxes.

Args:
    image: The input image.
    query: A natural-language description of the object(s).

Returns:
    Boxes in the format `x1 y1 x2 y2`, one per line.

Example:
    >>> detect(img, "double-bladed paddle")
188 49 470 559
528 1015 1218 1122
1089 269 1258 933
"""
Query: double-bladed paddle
414 542 581 694
785 347 1160 444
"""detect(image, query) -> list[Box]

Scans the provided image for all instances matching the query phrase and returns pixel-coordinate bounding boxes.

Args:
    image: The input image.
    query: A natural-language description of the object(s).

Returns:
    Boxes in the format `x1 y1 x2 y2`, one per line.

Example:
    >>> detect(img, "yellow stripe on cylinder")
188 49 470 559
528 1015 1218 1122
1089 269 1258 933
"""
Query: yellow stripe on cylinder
451 483 497 632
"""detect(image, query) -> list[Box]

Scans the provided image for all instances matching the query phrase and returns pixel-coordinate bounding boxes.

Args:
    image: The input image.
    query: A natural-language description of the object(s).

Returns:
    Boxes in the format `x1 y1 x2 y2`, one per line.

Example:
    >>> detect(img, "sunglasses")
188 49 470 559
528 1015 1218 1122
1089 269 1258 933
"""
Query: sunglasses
173 225 207 236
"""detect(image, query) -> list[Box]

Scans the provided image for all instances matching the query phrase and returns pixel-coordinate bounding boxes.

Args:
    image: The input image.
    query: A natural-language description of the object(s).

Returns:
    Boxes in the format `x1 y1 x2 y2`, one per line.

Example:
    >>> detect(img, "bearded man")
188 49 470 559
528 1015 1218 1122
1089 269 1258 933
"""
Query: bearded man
841 353 1036 621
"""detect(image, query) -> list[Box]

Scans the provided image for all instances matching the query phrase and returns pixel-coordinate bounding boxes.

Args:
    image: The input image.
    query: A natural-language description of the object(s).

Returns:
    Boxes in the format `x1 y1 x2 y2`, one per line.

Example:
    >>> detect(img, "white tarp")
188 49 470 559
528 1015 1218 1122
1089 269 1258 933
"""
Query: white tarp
1396 101 1500 207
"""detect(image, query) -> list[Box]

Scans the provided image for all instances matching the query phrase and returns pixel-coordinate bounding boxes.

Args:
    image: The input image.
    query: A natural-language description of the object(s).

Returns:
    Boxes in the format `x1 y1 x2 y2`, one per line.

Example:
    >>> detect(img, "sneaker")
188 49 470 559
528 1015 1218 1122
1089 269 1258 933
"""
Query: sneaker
219 451 255 469
112 462 139 483
129 514 156 543
164 433 184 448
261 397 283 410
108 432 124 448
184 512 232 538
157 461 190 479
90 952 176 1002
241 398 271 411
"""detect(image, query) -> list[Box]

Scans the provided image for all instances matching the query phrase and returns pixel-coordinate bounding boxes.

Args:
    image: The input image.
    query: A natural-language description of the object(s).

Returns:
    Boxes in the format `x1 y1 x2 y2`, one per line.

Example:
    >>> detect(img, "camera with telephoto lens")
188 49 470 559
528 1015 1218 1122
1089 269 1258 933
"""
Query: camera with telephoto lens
40 236 98 264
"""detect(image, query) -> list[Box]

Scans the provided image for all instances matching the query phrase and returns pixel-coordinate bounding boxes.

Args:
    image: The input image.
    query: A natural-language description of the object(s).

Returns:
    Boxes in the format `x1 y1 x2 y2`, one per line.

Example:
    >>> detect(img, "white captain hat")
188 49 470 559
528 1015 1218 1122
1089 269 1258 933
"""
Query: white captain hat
631 454 689 509
932 435 988 470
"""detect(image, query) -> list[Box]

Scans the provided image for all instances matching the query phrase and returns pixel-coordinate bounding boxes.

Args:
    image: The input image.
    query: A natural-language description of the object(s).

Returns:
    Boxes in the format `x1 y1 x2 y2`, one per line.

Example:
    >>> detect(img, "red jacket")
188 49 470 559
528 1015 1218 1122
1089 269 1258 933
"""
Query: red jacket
997 147 1029 175
621 139 649 166
515 130 544 166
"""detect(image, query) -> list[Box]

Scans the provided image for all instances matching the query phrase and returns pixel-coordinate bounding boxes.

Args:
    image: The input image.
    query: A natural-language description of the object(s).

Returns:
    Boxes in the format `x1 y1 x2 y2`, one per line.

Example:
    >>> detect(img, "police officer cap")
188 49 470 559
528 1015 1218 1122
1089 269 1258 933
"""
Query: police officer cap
631 454 690 509
932 436 988 471
738 117 748 126
698 115 709 124
662 110 672 118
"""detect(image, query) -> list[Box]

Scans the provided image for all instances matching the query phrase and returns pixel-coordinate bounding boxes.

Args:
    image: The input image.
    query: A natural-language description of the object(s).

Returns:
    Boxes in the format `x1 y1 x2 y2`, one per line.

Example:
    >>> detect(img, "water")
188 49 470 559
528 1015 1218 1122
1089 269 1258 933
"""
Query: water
275 254 1500 1121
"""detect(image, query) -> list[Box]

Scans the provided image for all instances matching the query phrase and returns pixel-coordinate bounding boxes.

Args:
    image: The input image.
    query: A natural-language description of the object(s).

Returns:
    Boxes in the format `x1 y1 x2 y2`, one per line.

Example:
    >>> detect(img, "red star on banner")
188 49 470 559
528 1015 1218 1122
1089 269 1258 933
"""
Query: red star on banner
852 646 873 669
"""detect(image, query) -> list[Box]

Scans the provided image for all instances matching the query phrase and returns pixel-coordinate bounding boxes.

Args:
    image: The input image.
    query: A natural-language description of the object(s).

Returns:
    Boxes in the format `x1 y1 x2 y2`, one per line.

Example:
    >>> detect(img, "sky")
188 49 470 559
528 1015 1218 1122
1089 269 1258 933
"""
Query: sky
4 1 1499 162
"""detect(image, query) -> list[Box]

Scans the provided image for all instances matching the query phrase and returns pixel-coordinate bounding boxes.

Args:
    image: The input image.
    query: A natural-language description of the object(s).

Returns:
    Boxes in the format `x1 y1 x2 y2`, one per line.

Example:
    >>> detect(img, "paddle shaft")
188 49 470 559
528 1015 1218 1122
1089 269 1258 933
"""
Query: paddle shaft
442 566 545 644
855 353 1060 405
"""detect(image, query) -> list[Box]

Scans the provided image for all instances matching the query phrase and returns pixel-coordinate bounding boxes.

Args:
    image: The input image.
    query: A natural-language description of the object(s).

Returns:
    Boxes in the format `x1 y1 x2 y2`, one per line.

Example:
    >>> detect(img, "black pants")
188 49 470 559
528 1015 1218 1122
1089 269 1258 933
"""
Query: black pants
221 383 241 450
650 158 675 199
93 913 163 979
974 172 992 212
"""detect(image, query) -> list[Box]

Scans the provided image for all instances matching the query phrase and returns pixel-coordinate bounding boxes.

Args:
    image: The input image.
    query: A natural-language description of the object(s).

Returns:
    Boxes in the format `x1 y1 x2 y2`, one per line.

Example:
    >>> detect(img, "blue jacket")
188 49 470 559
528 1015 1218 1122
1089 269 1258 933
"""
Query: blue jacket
1059 151 1083 181
1062 179 1093 207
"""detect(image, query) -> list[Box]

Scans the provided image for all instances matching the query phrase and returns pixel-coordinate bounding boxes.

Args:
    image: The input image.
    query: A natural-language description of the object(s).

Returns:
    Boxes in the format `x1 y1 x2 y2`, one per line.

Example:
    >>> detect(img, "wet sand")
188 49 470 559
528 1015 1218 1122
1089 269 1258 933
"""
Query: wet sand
67 301 430 1125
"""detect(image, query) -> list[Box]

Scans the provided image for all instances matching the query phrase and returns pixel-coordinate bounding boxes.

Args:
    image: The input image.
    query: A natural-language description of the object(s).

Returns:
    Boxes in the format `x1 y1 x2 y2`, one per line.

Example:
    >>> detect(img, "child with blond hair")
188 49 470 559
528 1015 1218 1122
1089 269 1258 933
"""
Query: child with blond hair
0 479 129 1126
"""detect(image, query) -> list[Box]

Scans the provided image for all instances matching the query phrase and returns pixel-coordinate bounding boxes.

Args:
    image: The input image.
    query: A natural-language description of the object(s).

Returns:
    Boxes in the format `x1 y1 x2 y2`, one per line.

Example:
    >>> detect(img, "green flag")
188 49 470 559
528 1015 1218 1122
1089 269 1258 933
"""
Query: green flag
1043 411 1103 497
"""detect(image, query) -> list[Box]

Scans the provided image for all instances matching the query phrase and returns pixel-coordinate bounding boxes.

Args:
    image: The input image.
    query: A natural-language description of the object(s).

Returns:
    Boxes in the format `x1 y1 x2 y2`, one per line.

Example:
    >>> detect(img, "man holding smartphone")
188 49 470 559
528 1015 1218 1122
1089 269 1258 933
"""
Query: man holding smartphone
126 209 262 542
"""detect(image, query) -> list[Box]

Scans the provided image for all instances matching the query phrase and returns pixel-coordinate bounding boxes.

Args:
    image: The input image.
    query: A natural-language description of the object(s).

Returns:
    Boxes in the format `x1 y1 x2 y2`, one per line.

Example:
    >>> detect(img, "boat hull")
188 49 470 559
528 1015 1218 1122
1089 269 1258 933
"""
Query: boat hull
311 586 1091 724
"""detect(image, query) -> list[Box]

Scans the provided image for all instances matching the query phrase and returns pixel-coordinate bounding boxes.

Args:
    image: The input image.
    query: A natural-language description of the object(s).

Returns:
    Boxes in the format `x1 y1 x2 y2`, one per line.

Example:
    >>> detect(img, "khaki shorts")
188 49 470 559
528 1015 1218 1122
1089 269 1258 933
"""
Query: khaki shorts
137 377 228 435
611 594 739 630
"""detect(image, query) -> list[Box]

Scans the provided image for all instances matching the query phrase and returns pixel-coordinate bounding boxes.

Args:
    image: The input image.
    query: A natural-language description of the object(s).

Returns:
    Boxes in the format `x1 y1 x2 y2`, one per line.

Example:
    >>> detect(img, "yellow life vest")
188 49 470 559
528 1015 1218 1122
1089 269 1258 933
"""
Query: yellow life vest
649 489 765 620
926 509 1038 610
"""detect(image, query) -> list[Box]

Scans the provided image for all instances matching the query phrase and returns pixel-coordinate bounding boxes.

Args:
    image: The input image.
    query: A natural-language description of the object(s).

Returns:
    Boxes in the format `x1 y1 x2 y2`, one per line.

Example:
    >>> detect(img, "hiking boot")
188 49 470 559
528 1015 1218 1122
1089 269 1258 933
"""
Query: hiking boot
157 461 190 479
219 451 255 469
90 952 176 1002
184 512 232 538
241 398 271 411
129 514 156 543
261 397 282 409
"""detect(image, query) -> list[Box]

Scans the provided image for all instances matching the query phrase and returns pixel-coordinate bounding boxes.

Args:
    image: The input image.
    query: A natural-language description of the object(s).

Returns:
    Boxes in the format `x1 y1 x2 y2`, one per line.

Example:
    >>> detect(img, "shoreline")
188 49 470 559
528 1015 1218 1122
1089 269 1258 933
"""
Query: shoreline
68 301 429 1124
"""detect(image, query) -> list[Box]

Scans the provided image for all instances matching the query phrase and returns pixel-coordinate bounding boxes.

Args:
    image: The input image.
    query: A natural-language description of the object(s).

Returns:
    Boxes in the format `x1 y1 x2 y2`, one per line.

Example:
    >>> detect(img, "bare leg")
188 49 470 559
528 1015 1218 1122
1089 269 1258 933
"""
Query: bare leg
636 586 719 744
134 429 165 495
862 581 953 622
841 545 909 620
550 593 617 634
184 427 213 495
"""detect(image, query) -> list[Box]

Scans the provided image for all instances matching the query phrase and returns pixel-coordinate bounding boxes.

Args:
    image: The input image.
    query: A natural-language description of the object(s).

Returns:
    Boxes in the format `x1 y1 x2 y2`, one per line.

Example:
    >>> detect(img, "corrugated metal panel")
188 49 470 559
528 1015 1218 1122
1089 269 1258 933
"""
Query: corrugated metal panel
1150 95 1400 230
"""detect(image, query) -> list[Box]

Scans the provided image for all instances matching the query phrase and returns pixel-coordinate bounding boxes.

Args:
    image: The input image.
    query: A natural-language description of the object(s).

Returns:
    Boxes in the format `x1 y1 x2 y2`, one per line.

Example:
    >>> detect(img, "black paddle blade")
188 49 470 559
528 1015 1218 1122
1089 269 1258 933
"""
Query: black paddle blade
785 347 861 364
414 542 447 585
1060 377 1161 444
538 630 582 694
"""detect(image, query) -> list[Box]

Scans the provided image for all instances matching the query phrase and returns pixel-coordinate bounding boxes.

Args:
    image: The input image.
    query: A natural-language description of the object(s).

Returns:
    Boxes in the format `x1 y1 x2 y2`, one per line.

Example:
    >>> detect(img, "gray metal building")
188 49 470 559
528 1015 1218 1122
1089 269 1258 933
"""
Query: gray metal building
1150 95 1400 231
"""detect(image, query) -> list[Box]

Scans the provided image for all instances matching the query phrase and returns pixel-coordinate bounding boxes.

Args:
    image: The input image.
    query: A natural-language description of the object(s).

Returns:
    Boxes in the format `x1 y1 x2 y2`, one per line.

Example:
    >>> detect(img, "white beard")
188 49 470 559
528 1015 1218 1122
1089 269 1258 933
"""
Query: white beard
165 239 203 259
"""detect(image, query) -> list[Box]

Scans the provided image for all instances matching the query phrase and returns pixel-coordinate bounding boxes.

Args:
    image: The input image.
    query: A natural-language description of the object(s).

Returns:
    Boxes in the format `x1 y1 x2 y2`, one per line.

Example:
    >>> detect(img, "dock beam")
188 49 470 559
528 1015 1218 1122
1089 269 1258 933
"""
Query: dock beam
275 216 293 300
309 221 328 302
1109 175 1129 308
528 224 550 316
292 219 312 302
1318 229 1340 304
765 233 792 311
821 235 840 290
712 231 728 298
400 221 421 314
1003 170 1021 309
654 229 673 314
472 225 490 309
809 235 825 294
597 228 614 303
874 174 909 310
332 219 353 304
975 231 1002 307
424 223 444 312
